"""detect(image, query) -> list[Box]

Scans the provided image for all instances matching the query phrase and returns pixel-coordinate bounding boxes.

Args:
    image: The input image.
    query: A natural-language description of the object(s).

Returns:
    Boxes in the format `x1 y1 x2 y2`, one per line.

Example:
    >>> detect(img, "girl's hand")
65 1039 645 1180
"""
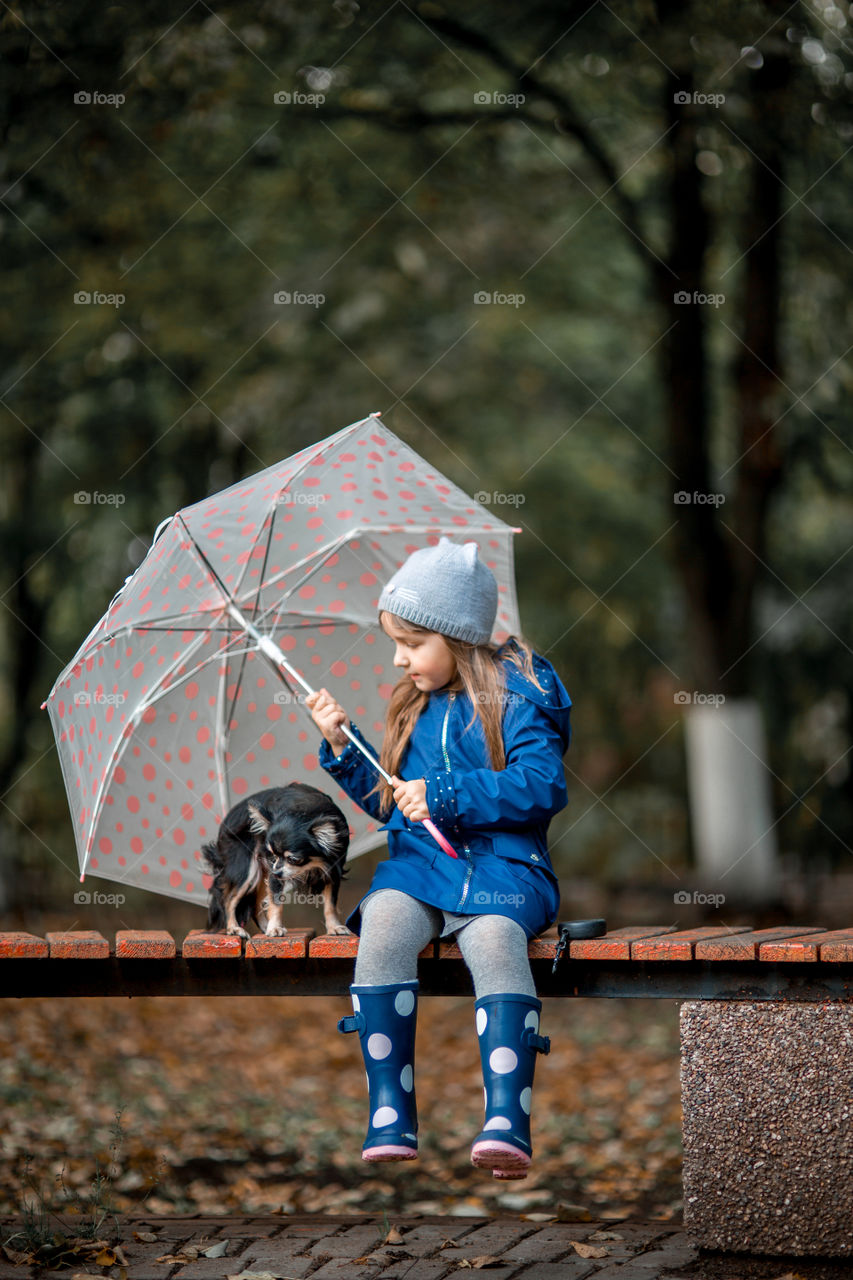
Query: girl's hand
306 688 351 754
392 776 430 823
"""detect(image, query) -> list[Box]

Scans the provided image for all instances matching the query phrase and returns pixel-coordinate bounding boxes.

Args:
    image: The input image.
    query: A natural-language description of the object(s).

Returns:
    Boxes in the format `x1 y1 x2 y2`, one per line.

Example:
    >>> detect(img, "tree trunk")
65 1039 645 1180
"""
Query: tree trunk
660 48 789 896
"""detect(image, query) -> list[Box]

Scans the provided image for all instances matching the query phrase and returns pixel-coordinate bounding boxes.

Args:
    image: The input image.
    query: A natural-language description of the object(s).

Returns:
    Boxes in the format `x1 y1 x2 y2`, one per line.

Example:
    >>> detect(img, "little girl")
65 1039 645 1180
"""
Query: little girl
307 537 571 1179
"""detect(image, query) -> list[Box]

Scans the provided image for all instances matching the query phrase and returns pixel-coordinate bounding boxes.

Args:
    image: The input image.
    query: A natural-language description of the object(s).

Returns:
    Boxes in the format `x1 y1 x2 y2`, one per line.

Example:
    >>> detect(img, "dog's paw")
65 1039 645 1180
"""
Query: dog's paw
329 923 353 936
227 926 251 940
264 924 289 937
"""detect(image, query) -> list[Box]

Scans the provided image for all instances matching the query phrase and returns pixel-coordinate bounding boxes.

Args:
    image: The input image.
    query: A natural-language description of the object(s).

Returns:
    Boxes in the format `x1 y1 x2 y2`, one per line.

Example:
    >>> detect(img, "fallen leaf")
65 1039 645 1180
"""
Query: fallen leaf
204 1239 230 1258
589 1230 623 1241
226 1272 291 1280
133 1231 159 1242
384 1226 404 1244
556 1203 593 1222
520 1213 557 1222
93 1248 116 1265
571 1241 609 1259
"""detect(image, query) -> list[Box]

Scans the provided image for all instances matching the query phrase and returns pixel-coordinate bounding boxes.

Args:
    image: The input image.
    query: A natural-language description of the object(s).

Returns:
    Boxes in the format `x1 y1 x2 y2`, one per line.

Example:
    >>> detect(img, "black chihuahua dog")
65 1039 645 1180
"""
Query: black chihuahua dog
203 784 350 938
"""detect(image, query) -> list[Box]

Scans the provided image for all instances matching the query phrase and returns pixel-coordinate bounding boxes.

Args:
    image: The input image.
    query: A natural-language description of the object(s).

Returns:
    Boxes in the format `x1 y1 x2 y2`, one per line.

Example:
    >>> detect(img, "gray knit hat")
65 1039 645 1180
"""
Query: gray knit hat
378 537 498 645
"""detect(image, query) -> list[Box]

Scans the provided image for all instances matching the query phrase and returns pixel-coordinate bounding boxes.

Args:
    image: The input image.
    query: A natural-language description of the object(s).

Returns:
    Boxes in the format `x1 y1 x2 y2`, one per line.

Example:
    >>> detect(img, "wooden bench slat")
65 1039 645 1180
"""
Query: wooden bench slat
245 929 314 959
631 925 751 961
820 931 853 962
527 937 558 959
309 933 359 958
0 931 49 959
46 931 110 959
115 930 177 959
759 928 853 962
695 926 826 961
570 925 678 961
182 930 242 958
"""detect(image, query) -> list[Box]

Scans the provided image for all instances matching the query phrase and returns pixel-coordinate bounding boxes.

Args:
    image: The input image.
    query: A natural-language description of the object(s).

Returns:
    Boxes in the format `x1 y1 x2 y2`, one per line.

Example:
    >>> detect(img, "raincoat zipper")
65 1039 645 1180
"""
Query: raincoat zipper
441 692 474 911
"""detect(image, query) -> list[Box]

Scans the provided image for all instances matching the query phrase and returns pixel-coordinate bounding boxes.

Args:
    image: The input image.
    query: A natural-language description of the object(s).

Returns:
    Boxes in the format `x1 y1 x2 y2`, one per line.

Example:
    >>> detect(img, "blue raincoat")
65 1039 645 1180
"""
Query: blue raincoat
318 642 572 938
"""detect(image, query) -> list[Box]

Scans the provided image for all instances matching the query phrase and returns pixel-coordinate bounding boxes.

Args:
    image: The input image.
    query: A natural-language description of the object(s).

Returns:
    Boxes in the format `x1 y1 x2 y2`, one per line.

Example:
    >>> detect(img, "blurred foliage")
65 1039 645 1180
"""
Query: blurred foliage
1 0 852 910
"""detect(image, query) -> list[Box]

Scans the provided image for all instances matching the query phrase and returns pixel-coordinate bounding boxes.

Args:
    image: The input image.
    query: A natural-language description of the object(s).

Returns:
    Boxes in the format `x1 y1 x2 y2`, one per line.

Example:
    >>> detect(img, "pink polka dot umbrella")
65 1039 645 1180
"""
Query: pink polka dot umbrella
42 413 522 905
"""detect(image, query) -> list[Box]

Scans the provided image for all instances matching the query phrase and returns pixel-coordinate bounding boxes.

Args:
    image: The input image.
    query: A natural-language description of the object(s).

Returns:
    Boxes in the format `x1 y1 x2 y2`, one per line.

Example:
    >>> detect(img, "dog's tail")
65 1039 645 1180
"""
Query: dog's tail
201 841 227 931
201 839 222 873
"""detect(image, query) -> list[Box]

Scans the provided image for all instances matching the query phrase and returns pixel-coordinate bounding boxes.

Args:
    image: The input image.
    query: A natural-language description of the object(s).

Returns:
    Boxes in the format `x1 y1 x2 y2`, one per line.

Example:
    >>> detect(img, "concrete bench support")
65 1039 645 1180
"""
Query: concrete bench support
681 1000 853 1256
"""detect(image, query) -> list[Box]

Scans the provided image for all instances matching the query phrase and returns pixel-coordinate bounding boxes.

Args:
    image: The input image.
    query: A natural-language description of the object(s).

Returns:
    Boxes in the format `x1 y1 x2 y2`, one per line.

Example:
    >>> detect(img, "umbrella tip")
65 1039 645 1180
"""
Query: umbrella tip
369 410 382 417
79 873 85 884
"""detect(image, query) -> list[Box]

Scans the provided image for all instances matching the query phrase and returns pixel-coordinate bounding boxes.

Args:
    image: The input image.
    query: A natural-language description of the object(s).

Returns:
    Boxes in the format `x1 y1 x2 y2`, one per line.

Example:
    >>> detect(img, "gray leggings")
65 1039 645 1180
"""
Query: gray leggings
354 888 536 999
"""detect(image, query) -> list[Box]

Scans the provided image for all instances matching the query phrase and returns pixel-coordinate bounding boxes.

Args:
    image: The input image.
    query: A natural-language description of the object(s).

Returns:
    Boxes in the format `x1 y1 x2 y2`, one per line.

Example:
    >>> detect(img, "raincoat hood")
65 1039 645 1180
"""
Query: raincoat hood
499 640 572 749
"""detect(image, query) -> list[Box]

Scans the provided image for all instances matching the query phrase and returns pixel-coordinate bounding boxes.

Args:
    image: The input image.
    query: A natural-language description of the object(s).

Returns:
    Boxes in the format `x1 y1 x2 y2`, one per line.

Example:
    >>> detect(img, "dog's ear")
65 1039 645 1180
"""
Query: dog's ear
311 818 345 855
248 802 272 836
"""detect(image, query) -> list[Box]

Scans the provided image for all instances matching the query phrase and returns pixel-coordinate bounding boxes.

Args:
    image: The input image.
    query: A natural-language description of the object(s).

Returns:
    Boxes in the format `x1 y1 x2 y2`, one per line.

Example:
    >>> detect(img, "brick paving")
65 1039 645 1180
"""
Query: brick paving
1 1213 852 1279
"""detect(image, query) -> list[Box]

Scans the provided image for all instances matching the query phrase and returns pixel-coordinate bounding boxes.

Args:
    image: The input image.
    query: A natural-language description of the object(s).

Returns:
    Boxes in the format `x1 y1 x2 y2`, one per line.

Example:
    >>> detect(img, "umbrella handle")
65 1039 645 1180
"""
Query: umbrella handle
422 818 459 859
338 724 459 860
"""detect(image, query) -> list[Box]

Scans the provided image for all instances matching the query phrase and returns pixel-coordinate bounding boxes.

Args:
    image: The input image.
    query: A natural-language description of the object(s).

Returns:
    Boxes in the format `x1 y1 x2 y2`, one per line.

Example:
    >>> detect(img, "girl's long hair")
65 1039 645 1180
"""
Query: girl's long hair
374 612 543 815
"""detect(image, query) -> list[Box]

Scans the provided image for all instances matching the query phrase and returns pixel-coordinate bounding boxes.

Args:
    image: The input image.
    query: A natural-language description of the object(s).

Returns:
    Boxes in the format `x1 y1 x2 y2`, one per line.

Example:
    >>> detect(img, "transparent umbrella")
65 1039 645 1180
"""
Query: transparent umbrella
42 413 521 905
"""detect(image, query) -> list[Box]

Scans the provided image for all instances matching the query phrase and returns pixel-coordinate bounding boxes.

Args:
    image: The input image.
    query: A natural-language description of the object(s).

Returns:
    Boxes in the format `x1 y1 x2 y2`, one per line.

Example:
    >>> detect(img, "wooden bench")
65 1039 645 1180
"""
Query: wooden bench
2 923 853 1259
2 923 853 998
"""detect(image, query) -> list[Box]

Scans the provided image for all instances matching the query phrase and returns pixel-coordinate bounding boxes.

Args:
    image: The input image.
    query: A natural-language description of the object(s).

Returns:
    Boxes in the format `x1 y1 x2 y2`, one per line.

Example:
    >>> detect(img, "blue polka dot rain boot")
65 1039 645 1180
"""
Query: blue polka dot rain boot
470 993 550 1176
337 980 418 1161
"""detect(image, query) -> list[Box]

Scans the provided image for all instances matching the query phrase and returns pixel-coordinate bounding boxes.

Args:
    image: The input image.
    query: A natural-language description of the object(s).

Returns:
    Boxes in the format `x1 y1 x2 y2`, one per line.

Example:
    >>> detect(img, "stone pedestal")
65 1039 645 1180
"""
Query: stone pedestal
681 1001 853 1256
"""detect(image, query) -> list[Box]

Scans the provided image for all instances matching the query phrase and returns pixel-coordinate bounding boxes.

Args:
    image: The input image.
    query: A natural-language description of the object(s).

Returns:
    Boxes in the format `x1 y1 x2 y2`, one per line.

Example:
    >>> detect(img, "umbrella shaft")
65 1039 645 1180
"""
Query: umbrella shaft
227 602 457 858
226 602 394 785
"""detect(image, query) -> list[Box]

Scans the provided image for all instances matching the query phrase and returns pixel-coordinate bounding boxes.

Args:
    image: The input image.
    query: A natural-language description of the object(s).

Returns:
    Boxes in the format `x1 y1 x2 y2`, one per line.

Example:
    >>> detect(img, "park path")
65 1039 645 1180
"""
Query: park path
1 1213 850 1280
